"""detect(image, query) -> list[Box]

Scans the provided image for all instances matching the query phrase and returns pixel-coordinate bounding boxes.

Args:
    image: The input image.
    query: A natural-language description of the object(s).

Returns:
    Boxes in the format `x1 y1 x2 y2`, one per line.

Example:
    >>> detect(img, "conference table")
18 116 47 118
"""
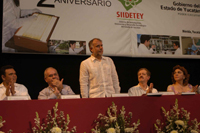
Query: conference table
0 95 200 133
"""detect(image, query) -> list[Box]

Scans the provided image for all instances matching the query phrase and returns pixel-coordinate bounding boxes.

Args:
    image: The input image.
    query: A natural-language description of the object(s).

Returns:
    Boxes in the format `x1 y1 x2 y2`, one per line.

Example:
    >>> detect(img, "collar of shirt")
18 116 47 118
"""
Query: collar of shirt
0 83 4 88
90 55 106 62
48 86 62 95
48 86 55 92
140 43 148 49
137 84 149 91
70 47 74 51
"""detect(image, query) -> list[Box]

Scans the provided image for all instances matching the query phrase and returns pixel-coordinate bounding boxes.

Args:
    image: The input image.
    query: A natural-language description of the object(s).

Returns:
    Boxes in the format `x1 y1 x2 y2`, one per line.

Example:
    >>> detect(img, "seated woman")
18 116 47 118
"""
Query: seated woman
167 65 198 95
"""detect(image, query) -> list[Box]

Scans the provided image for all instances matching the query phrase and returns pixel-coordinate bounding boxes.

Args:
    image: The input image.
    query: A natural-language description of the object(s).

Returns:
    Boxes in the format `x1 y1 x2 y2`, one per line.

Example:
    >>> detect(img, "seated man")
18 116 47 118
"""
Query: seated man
128 68 158 96
38 67 75 99
0 65 30 100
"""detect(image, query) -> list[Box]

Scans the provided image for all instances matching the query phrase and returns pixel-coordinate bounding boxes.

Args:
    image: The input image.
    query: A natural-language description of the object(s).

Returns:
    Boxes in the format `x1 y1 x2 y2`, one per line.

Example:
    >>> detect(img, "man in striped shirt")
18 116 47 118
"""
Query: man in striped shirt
128 68 157 96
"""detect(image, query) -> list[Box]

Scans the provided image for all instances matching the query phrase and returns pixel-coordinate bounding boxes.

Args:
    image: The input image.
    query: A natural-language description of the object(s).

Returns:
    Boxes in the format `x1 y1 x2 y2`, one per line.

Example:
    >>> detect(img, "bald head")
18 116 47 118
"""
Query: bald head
44 67 60 86
44 67 57 78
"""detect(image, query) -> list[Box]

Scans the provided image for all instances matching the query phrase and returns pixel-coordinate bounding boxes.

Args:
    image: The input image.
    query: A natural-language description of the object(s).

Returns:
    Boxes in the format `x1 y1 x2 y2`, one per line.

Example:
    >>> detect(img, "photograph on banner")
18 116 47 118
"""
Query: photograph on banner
48 40 86 55
137 34 181 55
3 0 46 53
182 37 200 55
3 12 59 53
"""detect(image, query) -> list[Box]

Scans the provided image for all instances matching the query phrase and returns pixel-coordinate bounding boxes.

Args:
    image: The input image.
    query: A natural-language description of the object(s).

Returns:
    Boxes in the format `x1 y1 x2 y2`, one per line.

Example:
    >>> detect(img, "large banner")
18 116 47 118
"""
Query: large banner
2 0 200 58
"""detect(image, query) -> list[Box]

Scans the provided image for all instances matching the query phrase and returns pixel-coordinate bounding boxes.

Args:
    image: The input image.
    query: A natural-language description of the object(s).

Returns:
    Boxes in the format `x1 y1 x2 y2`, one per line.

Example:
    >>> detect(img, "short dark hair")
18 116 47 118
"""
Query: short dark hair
171 65 190 86
69 41 76 47
140 35 151 44
137 68 151 76
0 65 14 76
173 42 180 47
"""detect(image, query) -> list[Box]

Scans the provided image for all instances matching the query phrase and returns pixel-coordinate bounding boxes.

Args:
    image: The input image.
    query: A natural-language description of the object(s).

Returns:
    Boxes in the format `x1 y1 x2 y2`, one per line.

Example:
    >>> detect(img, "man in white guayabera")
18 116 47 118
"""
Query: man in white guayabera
79 38 121 98
0 65 31 100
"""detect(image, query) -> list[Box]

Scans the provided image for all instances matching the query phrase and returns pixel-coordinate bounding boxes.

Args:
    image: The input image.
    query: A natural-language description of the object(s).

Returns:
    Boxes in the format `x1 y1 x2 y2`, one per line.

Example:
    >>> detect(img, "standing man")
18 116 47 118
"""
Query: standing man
0 65 30 100
79 38 121 98
138 35 155 54
128 68 158 96
173 42 182 55
38 67 75 99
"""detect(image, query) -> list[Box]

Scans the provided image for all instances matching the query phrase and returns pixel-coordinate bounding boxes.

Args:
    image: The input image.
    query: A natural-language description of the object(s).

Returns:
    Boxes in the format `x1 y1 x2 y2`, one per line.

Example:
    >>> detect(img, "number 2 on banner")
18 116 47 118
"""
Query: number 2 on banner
37 0 55 8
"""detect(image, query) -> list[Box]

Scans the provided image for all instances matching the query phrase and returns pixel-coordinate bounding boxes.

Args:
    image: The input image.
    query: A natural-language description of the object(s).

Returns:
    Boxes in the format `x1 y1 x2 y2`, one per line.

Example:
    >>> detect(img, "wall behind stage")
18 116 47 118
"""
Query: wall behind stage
1 1 200 99
0 53 200 99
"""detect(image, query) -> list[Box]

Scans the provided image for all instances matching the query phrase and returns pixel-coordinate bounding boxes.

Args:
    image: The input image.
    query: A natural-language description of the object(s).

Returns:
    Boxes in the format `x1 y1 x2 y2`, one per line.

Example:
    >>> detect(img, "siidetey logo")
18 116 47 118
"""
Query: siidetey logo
119 0 142 11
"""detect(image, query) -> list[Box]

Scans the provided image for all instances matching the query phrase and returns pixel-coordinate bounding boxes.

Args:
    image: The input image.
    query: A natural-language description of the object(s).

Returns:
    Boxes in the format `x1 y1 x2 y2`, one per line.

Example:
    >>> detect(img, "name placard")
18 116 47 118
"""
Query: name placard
111 93 129 97
159 92 175 95
61 95 80 99
7 96 30 100
182 92 196 95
